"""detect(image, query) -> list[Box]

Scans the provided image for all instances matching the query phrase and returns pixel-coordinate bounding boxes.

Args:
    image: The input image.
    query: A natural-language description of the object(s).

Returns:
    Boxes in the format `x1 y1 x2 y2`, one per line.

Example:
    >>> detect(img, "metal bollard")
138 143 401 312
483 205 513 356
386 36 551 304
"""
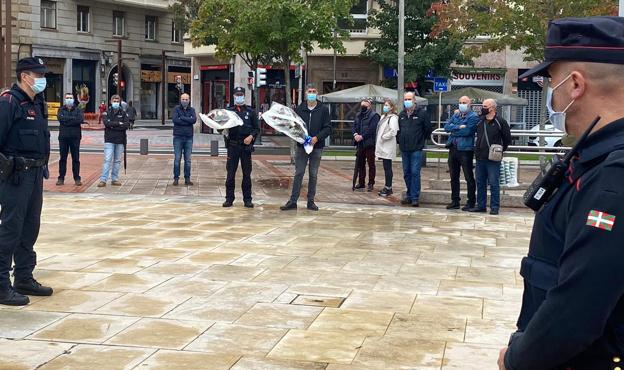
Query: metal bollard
140 139 148 155
211 140 219 156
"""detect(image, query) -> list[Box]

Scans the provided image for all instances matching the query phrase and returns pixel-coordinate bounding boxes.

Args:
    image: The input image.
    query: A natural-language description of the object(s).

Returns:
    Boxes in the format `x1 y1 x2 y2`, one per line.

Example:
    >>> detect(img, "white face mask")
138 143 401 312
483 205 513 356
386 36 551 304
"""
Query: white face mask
546 73 575 134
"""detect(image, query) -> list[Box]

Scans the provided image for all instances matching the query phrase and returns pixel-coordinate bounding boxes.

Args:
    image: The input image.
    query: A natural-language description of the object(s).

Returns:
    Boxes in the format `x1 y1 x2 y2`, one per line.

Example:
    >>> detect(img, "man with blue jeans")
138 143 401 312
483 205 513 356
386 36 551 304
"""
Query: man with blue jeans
172 93 196 186
444 95 479 211
469 98 511 215
397 92 432 207
98 95 129 187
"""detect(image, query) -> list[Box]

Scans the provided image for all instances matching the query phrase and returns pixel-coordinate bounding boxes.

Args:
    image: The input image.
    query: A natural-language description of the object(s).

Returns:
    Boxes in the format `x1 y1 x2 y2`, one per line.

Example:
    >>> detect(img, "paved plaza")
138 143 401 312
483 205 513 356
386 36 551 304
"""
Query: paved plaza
0 190 533 369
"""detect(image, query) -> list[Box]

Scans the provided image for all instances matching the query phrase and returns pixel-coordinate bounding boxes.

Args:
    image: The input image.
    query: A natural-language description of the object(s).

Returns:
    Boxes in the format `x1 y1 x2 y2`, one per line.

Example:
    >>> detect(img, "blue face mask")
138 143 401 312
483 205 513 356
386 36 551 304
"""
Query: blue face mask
307 93 317 102
112 102 120 109
181 100 189 107
234 96 245 105
403 100 414 109
458 104 469 113
30 77 47 94
65 98 74 106
383 106 390 114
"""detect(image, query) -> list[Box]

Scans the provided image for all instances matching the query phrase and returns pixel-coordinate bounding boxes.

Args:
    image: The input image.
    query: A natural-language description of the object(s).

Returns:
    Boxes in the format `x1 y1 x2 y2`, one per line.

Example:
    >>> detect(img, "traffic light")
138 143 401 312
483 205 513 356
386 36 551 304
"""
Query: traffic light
113 73 119 86
256 67 267 87
120 80 125 89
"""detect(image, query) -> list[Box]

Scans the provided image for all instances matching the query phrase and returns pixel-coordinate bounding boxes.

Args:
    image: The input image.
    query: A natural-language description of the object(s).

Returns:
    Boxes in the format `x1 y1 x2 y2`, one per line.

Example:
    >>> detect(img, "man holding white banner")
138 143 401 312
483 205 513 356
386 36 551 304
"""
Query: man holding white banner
281 84 332 211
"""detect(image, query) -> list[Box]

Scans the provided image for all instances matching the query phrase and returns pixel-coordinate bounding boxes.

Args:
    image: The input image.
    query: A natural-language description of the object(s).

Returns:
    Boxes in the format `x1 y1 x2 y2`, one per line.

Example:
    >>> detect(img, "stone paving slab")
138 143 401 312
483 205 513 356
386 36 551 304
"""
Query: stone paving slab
0 193 532 369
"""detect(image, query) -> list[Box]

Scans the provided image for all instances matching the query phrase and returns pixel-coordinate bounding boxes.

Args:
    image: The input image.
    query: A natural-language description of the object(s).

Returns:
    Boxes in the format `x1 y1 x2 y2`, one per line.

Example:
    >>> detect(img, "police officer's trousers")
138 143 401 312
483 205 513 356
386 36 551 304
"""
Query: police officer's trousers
225 144 252 202
0 168 43 289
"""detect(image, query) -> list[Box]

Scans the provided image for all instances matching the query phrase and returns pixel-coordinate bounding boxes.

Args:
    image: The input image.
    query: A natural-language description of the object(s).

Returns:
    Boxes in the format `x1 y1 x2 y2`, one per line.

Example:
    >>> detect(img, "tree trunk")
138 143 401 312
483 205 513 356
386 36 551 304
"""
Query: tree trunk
284 57 295 164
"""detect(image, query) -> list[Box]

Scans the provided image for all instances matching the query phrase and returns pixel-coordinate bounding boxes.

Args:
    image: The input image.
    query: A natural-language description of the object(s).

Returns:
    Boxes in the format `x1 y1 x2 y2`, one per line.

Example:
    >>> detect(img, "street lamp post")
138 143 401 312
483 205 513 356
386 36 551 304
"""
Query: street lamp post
397 0 405 104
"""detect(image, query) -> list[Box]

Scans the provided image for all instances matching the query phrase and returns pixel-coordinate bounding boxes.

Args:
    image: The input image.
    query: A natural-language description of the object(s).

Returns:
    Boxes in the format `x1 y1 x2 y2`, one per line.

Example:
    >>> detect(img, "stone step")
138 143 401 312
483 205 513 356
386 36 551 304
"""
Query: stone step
417 189 527 208
428 178 530 192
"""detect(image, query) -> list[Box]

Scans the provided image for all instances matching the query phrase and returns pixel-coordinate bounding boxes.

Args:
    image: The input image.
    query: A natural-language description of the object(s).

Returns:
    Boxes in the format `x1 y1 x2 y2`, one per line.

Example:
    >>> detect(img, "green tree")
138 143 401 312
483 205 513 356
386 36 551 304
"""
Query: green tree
170 0 200 35
441 0 618 62
363 0 472 92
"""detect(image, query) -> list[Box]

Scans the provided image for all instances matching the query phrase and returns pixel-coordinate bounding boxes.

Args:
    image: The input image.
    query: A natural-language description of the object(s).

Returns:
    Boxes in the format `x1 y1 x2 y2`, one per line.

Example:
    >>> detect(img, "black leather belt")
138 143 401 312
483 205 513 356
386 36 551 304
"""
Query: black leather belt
22 158 46 169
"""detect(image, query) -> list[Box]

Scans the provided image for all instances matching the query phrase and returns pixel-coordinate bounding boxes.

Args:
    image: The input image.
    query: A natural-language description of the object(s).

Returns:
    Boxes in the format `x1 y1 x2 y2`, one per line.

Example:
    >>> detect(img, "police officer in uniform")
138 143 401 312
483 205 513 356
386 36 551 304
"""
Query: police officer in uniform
223 87 259 208
499 17 624 370
0 57 54 306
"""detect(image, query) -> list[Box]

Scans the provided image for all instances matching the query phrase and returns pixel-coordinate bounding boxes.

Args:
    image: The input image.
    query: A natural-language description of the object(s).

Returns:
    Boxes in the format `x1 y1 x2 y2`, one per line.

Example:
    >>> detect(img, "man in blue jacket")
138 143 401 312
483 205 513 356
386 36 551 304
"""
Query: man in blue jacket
172 93 196 186
444 96 479 210
56 92 84 186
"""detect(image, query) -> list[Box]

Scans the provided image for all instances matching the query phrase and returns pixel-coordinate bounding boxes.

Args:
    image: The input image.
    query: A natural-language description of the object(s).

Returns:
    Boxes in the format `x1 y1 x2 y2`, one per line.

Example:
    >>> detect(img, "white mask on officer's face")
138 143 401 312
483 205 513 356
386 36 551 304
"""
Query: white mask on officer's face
546 73 575 134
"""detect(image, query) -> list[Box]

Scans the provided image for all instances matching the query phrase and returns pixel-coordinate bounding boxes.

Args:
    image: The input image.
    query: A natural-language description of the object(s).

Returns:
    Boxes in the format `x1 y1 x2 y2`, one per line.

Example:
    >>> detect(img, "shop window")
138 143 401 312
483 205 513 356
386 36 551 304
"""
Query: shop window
40 0 57 30
145 16 157 41
338 0 368 35
113 11 125 37
77 6 89 33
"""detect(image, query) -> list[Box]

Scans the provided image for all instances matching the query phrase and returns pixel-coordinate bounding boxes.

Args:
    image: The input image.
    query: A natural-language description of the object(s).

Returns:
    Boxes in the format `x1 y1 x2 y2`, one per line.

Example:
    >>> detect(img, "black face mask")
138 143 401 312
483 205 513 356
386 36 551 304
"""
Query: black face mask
361 105 369 112
481 107 490 116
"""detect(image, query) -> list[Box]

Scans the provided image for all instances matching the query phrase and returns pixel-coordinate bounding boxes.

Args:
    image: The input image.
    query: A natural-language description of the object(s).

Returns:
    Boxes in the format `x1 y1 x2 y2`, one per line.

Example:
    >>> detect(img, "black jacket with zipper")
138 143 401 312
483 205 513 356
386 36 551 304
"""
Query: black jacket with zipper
57 105 84 140
397 107 432 152
295 101 332 149
103 107 130 144
475 114 512 161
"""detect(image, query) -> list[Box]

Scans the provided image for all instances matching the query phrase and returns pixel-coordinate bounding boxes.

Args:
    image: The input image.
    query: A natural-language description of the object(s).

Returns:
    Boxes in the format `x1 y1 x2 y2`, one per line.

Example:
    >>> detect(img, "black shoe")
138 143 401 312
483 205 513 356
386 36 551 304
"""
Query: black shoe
0 287 29 306
280 201 297 211
185 180 194 186
401 197 412 205
490 209 499 215
222 200 233 207
367 184 374 192
307 201 319 211
173 179 179 186
378 188 393 197
462 204 474 211
74 179 83 186
468 207 487 213
411 200 420 207
13 278 53 296
446 202 460 210
244 201 254 208
353 184 366 192
56 178 64 186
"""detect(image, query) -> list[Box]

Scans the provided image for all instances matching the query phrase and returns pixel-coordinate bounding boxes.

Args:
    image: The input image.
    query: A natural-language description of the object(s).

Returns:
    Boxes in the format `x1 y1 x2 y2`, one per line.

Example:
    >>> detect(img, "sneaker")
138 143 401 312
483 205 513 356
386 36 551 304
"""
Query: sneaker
74 179 82 186
55 178 64 186
411 200 420 207
97 181 106 187
446 202 460 210
222 200 233 208
462 204 474 211
13 278 53 296
111 180 122 186
378 188 393 197
244 201 254 208
353 184 366 192
173 179 179 186
468 207 487 213
490 209 500 215
0 287 29 306
307 201 319 211
280 201 297 211
367 184 374 192
185 180 194 186
401 197 412 205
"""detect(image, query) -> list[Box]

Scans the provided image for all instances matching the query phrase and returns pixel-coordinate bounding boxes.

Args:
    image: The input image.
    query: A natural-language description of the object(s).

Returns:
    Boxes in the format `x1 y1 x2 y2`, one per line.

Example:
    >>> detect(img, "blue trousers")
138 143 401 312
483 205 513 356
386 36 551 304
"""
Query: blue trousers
401 150 423 202
173 136 193 180
476 159 501 210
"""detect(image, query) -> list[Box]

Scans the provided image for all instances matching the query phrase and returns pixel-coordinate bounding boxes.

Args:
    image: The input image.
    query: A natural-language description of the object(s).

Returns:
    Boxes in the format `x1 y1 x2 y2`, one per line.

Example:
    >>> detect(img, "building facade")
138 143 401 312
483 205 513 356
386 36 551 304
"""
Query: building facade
5 0 189 118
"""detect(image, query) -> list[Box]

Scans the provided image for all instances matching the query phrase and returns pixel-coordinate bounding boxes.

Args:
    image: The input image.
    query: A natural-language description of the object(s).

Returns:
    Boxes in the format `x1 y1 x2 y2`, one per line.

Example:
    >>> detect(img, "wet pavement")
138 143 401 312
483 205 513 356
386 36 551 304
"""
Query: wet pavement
0 193 531 369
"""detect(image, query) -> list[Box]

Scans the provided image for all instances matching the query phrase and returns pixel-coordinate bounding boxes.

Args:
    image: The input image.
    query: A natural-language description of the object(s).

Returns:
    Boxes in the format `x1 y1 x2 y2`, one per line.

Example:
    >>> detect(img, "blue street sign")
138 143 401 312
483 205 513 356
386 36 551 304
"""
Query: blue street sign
433 77 449 92
425 69 436 80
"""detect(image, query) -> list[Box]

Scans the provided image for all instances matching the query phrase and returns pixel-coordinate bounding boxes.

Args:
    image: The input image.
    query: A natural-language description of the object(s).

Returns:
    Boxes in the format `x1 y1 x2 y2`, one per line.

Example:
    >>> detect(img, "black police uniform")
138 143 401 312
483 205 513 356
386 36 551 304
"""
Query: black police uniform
0 58 52 303
224 99 259 204
505 17 624 370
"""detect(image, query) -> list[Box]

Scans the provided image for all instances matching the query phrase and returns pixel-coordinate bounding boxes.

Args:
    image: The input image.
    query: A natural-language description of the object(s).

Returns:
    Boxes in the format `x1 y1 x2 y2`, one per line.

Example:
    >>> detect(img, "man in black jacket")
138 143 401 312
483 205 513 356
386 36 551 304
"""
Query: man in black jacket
397 92 432 207
56 93 84 186
469 98 511 215
172 93 196 186
98 95 130 187
223 87 259 208
352 97 380 192
281 84 332 211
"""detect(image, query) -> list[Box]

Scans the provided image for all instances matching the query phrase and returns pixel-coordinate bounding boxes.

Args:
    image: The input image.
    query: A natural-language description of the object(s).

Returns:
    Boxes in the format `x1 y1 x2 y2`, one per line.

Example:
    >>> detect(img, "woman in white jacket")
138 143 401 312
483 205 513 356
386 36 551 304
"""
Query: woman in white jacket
375 99 399 197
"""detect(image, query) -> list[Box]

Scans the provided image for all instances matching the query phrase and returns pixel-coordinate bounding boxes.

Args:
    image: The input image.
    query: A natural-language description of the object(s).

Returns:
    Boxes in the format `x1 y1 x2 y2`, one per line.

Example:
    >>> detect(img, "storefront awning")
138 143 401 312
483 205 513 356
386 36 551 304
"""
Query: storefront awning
425 86 528 106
